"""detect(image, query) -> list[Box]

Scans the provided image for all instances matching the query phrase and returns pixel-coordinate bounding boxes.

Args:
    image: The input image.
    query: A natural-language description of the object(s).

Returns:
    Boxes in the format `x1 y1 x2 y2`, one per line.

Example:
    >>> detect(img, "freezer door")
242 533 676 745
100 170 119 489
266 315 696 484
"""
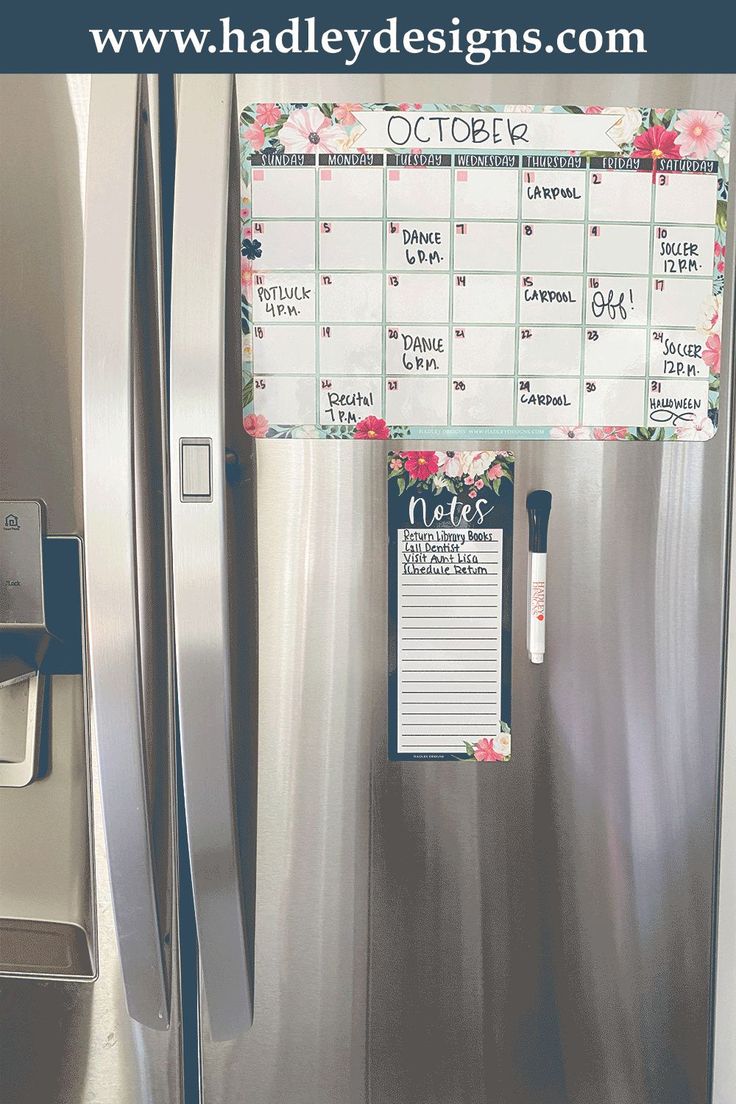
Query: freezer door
174 74 733 1104
83 71 175 1032
0 75 182 1102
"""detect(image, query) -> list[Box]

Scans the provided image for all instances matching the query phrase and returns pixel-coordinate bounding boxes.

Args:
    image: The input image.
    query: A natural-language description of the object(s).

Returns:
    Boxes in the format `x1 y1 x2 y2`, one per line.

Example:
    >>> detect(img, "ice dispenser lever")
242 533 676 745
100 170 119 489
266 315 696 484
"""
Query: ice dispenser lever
0 501 51 786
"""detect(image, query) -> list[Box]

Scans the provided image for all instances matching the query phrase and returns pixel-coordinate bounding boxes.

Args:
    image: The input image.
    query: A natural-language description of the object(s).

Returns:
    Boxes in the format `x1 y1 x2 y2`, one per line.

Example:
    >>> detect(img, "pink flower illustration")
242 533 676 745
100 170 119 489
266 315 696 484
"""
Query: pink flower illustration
335 103 361 126
398 102 423 111
256 103 281 127
475 478 484 489
241 257 253 297
279 106 345 154
550 426 592 440
389 456 403 470
585 106 604 114
632 124 680 161
244 413 269 437
486 462 503 481
474 737 505 762
703 333 721 374
464 475 474 485
715 241 726 274
404 451 439 479
240 203 250 223
468 489 478 498
243 122 265 151
353 415 390 440
592 426 629 440
674 110 724 159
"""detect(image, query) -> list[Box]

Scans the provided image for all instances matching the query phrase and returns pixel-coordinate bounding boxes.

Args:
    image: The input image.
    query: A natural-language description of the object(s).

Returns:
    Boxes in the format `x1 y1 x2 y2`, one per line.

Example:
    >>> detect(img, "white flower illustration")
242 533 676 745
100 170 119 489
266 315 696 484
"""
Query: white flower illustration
675 417 715 441
697 294 722 335
604 107 642 148
436 451 464 478
492 732 511 758
463 451 496 478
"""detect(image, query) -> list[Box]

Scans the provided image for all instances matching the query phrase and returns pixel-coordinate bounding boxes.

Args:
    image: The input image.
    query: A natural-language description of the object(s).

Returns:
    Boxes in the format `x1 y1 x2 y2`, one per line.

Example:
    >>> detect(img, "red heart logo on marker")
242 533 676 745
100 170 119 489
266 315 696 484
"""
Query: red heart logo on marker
537 614 544 621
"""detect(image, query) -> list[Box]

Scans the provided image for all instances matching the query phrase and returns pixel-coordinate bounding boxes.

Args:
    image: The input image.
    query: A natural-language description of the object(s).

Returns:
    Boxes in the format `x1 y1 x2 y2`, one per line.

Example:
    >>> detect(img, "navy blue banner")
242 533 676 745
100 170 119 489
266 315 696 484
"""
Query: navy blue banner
1 2 734 74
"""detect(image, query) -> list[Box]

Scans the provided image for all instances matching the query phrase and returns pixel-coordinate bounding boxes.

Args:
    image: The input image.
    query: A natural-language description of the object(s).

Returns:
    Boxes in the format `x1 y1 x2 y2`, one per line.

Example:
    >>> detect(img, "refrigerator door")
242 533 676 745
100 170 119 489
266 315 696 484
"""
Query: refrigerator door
170 74 256 1044
173 74 734 1104
0 75 182 1102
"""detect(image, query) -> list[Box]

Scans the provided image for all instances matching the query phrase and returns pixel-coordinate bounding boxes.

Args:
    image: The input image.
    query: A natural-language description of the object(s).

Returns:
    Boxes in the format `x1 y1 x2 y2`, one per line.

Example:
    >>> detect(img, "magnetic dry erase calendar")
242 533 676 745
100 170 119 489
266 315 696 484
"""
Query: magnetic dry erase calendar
387 449 514 762
239 104 728 442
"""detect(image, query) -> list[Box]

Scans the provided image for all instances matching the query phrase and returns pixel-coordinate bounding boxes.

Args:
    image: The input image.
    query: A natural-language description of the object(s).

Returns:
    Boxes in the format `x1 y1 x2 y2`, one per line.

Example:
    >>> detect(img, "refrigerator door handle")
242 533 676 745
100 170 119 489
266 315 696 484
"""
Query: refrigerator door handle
170 73 253 1041
82 74 170 1029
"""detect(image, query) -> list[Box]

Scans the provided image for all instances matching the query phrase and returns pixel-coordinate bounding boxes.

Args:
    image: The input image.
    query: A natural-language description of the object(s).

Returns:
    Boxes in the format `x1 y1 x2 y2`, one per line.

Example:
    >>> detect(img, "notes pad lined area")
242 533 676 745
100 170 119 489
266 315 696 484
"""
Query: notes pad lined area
397 527 503 756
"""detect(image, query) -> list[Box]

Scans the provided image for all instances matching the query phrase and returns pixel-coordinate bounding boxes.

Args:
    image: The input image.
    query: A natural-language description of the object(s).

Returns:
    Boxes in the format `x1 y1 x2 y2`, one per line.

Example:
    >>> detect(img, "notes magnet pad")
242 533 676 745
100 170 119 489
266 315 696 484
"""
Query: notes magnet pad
387 450 514 761
240 103 728 443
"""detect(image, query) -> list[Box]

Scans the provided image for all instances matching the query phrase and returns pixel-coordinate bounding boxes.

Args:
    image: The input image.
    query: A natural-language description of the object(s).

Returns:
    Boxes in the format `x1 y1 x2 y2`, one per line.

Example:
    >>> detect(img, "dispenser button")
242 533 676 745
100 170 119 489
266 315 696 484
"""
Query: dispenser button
0 501 46 628
180 439 212 501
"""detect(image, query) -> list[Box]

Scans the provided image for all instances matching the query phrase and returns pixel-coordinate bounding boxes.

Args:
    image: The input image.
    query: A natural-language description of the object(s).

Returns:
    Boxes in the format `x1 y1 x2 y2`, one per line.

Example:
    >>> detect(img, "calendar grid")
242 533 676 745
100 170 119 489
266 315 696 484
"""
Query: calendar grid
512 167 525 427
243 104 727 441
579 167 591 425
380 159 388 421
314 169 320 427
644 172 657 426
447 163 456 426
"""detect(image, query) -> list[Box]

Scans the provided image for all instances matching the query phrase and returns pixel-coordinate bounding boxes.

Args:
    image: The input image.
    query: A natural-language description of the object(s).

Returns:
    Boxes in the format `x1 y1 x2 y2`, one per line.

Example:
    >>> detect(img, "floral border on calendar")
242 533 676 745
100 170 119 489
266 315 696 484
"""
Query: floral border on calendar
388 448 513 762
239 104 729 443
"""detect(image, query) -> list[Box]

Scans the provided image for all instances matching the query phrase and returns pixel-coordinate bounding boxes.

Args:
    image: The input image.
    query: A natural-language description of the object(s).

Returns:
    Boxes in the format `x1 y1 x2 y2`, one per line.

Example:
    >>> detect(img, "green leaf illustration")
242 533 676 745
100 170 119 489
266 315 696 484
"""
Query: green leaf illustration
242 374 254 409
717 199 728 232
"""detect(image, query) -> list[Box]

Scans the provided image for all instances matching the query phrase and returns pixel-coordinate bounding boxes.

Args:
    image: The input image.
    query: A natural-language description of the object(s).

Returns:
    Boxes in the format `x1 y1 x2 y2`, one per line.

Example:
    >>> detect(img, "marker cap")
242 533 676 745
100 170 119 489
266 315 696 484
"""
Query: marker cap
526 490 552 553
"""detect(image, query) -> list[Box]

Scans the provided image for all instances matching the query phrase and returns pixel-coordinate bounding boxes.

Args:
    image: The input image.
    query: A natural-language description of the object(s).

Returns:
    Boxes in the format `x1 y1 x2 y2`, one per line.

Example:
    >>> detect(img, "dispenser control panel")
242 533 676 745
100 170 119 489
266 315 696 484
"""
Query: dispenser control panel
0 501 45 630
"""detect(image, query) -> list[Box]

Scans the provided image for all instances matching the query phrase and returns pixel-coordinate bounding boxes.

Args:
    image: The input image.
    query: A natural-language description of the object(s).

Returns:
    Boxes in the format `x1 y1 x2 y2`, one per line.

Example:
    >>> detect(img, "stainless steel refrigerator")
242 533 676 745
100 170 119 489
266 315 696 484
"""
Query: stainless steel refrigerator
1 70 735 1104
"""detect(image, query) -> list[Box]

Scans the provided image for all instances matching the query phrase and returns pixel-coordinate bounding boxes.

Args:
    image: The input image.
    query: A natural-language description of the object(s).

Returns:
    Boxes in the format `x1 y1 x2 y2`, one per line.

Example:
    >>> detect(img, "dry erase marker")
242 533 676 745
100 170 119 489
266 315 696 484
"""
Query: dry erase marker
526 490 552 664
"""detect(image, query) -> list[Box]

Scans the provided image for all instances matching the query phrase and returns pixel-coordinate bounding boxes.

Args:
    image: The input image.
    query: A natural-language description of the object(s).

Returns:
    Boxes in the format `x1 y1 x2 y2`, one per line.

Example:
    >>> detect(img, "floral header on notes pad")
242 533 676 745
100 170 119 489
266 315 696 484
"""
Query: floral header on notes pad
240 104 729 442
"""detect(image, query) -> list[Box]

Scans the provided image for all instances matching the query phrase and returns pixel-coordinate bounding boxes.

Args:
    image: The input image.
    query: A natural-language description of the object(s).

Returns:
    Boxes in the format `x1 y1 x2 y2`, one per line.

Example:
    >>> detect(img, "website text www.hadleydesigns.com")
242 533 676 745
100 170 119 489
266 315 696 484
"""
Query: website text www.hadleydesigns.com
88 16 646 66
